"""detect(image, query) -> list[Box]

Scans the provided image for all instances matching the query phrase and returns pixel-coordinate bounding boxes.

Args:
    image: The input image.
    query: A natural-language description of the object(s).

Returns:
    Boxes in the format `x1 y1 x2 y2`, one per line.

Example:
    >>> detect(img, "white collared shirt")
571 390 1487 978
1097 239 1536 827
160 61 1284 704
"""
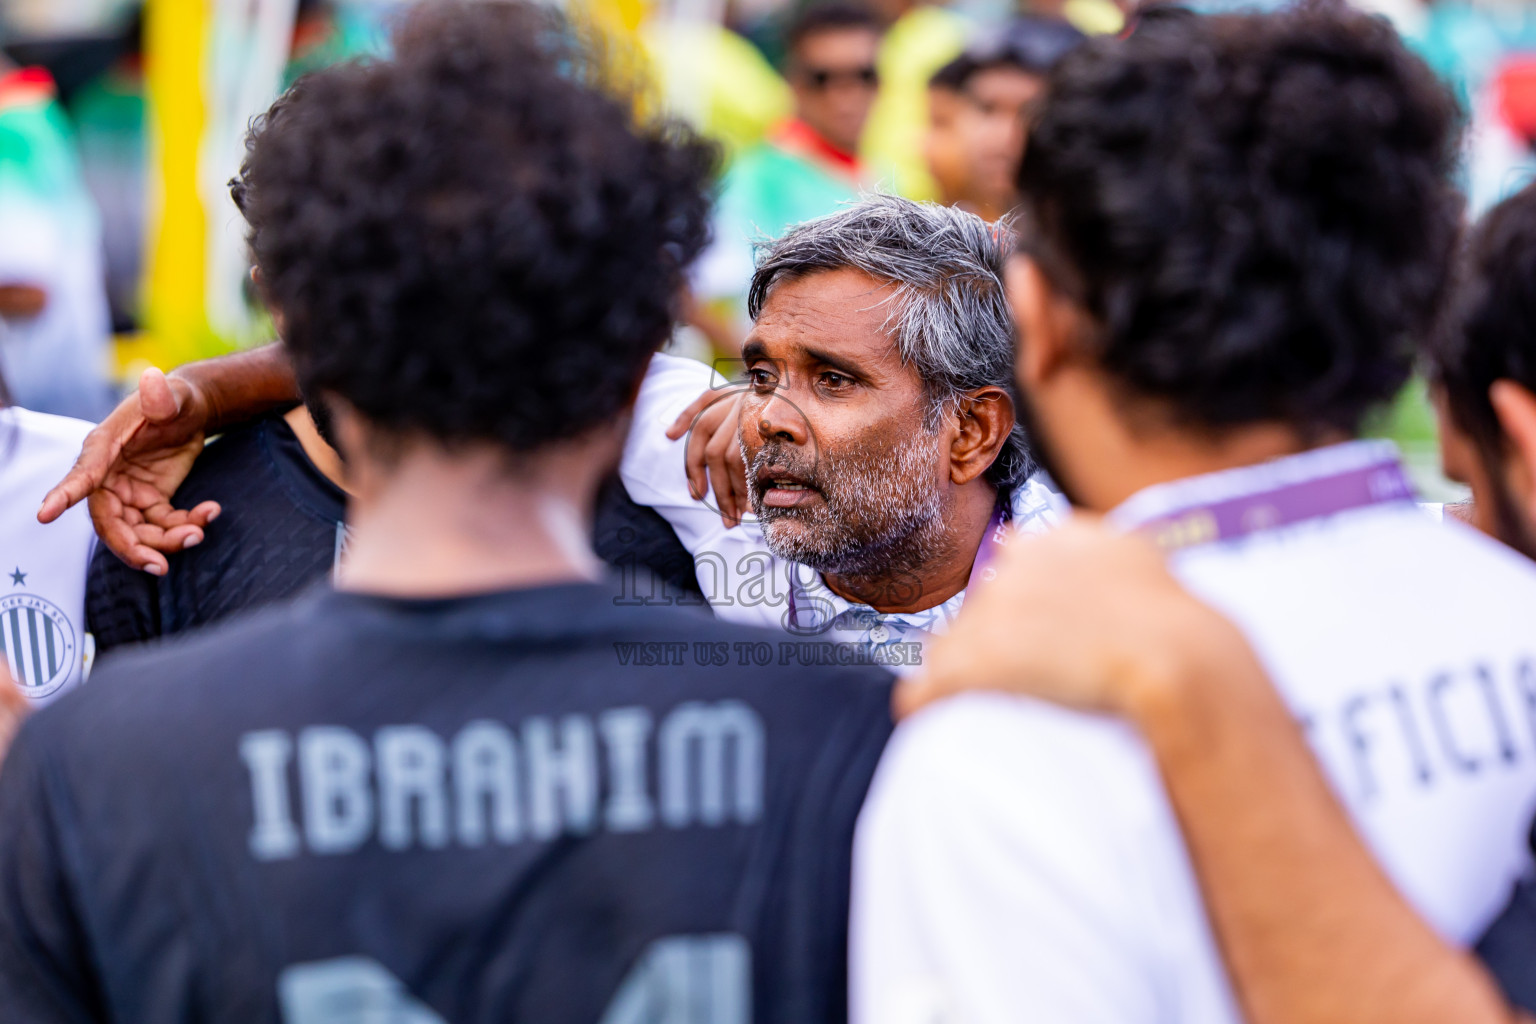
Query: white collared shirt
852 440 1536 1024
621 352 1061 674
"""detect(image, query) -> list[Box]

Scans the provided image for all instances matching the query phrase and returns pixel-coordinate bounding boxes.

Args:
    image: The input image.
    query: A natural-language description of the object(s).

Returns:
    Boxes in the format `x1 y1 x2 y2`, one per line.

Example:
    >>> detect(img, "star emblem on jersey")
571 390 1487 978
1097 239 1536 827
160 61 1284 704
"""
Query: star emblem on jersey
8 568 24 586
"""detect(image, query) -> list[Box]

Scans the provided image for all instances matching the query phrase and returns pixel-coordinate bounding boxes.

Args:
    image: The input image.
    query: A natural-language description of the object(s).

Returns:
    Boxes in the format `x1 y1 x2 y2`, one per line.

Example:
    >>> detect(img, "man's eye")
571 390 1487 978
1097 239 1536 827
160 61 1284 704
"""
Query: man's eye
748 367 777 389
819 371 852 389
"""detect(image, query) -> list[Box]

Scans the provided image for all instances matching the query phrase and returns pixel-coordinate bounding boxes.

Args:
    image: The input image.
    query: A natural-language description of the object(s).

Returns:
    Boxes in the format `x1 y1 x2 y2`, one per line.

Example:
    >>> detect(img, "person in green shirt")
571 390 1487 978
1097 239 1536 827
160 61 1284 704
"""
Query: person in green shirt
691 4 884 347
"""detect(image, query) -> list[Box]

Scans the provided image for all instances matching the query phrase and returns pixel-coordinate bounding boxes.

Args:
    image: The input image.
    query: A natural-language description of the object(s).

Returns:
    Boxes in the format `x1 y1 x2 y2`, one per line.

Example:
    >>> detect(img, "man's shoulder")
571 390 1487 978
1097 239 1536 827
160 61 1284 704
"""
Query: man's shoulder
172 413 342 540
1178 503 1536 632
1173 506 1536 713
46 595 316 730
857 695 1189 950
877 693 1160 817
864 695 1171 874
173 415 285 498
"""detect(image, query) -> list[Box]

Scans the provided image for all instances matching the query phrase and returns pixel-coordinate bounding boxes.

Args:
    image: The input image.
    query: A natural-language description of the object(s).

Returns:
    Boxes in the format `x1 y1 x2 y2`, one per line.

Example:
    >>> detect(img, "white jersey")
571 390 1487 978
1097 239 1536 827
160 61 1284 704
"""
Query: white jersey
621 353 1061 673
852 440 1536 1024
0 408 94 704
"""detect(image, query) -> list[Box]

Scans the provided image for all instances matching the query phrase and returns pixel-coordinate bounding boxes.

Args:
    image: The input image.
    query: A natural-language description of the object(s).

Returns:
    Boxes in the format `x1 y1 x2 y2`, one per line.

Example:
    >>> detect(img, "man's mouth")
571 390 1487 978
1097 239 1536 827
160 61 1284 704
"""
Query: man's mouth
757 470 823 510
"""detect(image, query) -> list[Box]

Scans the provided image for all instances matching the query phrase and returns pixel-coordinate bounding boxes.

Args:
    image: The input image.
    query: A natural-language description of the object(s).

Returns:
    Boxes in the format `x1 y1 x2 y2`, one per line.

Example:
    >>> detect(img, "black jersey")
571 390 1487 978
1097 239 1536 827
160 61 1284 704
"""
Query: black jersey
1478 863 1536 1012
0 582 891 1022
85 414 347 653
87 416 706 655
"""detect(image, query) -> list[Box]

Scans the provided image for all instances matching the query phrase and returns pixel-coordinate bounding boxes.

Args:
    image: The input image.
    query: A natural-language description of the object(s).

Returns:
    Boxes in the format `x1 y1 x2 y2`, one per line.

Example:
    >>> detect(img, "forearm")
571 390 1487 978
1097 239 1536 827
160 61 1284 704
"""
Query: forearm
1128 649 1518 1024
171 342 300 433
0 284 46 318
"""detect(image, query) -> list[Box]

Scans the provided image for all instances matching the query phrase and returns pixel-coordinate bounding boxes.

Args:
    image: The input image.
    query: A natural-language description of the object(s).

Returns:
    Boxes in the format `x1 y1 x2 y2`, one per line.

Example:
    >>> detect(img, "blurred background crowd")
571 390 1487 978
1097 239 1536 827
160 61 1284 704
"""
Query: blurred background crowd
1 0 1533 487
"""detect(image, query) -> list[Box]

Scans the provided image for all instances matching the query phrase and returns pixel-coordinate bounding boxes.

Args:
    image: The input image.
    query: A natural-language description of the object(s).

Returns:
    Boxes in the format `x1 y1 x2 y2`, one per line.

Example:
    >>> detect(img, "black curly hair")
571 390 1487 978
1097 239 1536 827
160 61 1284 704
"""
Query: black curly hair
230 0 716 455
1429 183 1536 552
1016 0 1463 437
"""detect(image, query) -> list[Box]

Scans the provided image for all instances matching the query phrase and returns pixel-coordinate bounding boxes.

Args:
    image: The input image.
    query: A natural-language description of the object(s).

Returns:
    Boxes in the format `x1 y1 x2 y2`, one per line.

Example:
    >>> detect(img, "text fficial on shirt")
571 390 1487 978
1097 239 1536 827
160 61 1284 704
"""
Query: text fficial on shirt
241 700 765 859
1300 653 1536 805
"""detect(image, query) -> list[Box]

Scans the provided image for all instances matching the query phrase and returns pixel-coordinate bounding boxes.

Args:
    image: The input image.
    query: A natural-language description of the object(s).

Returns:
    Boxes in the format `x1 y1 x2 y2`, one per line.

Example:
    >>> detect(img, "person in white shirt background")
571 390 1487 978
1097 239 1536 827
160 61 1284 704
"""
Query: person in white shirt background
852 5 1536 1024
899 177 1536 1024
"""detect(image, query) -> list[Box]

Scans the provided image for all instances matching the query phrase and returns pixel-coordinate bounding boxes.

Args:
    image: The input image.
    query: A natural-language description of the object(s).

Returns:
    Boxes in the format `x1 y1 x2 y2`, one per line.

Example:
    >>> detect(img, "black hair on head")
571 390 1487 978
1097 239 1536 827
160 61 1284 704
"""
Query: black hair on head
1126 2 1198 34
929 55 972 92
1018 0 1463 437
786 3 881 55
229 0 716 457
931 17 1085 92
1429 183 1536 537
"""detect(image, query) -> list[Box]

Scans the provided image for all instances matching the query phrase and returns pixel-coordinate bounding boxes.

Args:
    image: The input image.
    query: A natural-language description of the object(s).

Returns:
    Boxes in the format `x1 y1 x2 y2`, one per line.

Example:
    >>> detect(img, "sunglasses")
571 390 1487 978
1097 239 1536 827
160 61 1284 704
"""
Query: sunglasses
801 66 880 91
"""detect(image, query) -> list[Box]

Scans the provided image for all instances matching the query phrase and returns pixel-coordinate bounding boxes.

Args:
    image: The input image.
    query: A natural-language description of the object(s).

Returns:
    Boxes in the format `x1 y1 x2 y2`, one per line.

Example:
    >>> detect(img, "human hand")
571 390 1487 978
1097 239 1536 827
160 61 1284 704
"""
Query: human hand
36 367 219 575
665 387 749 528
0 663 25 767
895 518 1256 721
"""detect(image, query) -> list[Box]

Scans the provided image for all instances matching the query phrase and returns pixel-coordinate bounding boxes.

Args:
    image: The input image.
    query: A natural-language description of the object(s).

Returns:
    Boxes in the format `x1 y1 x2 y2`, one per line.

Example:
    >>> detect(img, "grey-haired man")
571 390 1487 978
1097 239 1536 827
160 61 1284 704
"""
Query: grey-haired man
42 195 1059 672
627 195 1059 666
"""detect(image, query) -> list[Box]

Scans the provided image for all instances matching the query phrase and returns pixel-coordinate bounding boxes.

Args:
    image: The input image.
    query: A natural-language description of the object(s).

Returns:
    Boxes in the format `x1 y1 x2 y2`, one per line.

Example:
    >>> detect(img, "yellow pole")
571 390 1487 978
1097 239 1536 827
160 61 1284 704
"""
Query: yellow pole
138 0 214 372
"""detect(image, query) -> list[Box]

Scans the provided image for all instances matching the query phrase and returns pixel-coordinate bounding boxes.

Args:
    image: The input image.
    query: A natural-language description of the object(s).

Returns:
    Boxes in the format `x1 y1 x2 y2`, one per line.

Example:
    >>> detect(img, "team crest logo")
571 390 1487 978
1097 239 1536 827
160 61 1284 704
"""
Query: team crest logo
0 593 77 698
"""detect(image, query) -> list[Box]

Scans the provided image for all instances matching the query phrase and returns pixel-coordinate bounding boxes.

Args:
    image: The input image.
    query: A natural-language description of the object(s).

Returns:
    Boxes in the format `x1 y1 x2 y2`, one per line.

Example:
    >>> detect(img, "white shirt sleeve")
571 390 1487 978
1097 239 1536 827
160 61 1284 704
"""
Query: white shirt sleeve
851 694 1241 1024
620 352 752 556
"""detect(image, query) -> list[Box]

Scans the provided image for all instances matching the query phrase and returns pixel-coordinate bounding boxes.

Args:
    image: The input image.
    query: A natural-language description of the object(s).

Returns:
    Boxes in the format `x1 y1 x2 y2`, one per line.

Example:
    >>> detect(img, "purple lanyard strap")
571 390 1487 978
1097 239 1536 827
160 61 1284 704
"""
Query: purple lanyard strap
1118 455 1415 553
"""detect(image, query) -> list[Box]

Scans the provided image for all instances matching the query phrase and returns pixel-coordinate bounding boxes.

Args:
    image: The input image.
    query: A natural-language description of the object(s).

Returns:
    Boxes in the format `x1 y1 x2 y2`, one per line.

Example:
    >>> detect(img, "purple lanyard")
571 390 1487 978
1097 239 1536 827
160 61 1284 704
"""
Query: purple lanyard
967 503 1011 589
784 503 1010 633
1117 454 1415 553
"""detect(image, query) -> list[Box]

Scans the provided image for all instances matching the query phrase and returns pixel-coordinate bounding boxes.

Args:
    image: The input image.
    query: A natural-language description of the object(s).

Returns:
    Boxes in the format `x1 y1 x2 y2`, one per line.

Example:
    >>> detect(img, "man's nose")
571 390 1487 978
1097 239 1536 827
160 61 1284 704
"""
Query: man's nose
752 391 810 446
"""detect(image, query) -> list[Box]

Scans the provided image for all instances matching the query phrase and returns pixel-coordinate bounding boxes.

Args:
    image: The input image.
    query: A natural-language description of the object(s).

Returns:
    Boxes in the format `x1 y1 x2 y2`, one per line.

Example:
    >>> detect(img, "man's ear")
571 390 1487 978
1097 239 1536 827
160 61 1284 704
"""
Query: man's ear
949 386 1014 486
1490 380 1536 523
251 266 287 339
1006 256 1075 391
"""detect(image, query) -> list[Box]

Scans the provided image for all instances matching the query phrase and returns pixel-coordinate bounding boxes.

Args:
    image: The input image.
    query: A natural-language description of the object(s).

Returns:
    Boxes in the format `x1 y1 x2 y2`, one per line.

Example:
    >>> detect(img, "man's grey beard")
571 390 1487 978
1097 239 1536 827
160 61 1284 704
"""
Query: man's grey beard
743 427 953 583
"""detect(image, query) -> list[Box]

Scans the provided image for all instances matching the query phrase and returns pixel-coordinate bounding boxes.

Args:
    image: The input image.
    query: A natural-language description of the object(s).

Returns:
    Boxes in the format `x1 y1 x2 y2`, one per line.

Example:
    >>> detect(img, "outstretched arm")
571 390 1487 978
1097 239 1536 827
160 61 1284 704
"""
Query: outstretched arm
901 521 1525 1024
36 343 300 574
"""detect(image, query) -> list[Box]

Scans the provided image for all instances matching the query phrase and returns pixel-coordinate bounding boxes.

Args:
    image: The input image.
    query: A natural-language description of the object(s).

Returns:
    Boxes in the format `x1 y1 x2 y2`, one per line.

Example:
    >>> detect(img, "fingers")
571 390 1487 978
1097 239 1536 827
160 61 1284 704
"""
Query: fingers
665 389 719 442
128 544 170 578
186 501 222 527
137 367 182 424
684 407 714 501
86 490 208 574
0 663 26 766
142 500 221 531
704 417 744 526
37 430 123 524
727 442 750 525
90 491 159 572
37 378 162 523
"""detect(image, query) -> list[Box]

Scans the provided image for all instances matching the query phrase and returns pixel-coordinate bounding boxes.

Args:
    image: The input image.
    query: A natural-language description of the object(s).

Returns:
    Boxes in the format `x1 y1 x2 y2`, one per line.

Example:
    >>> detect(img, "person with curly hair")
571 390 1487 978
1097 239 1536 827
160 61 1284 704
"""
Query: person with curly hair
893 180 1536 1024
852 5 1536 1023
0 4 896 1020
